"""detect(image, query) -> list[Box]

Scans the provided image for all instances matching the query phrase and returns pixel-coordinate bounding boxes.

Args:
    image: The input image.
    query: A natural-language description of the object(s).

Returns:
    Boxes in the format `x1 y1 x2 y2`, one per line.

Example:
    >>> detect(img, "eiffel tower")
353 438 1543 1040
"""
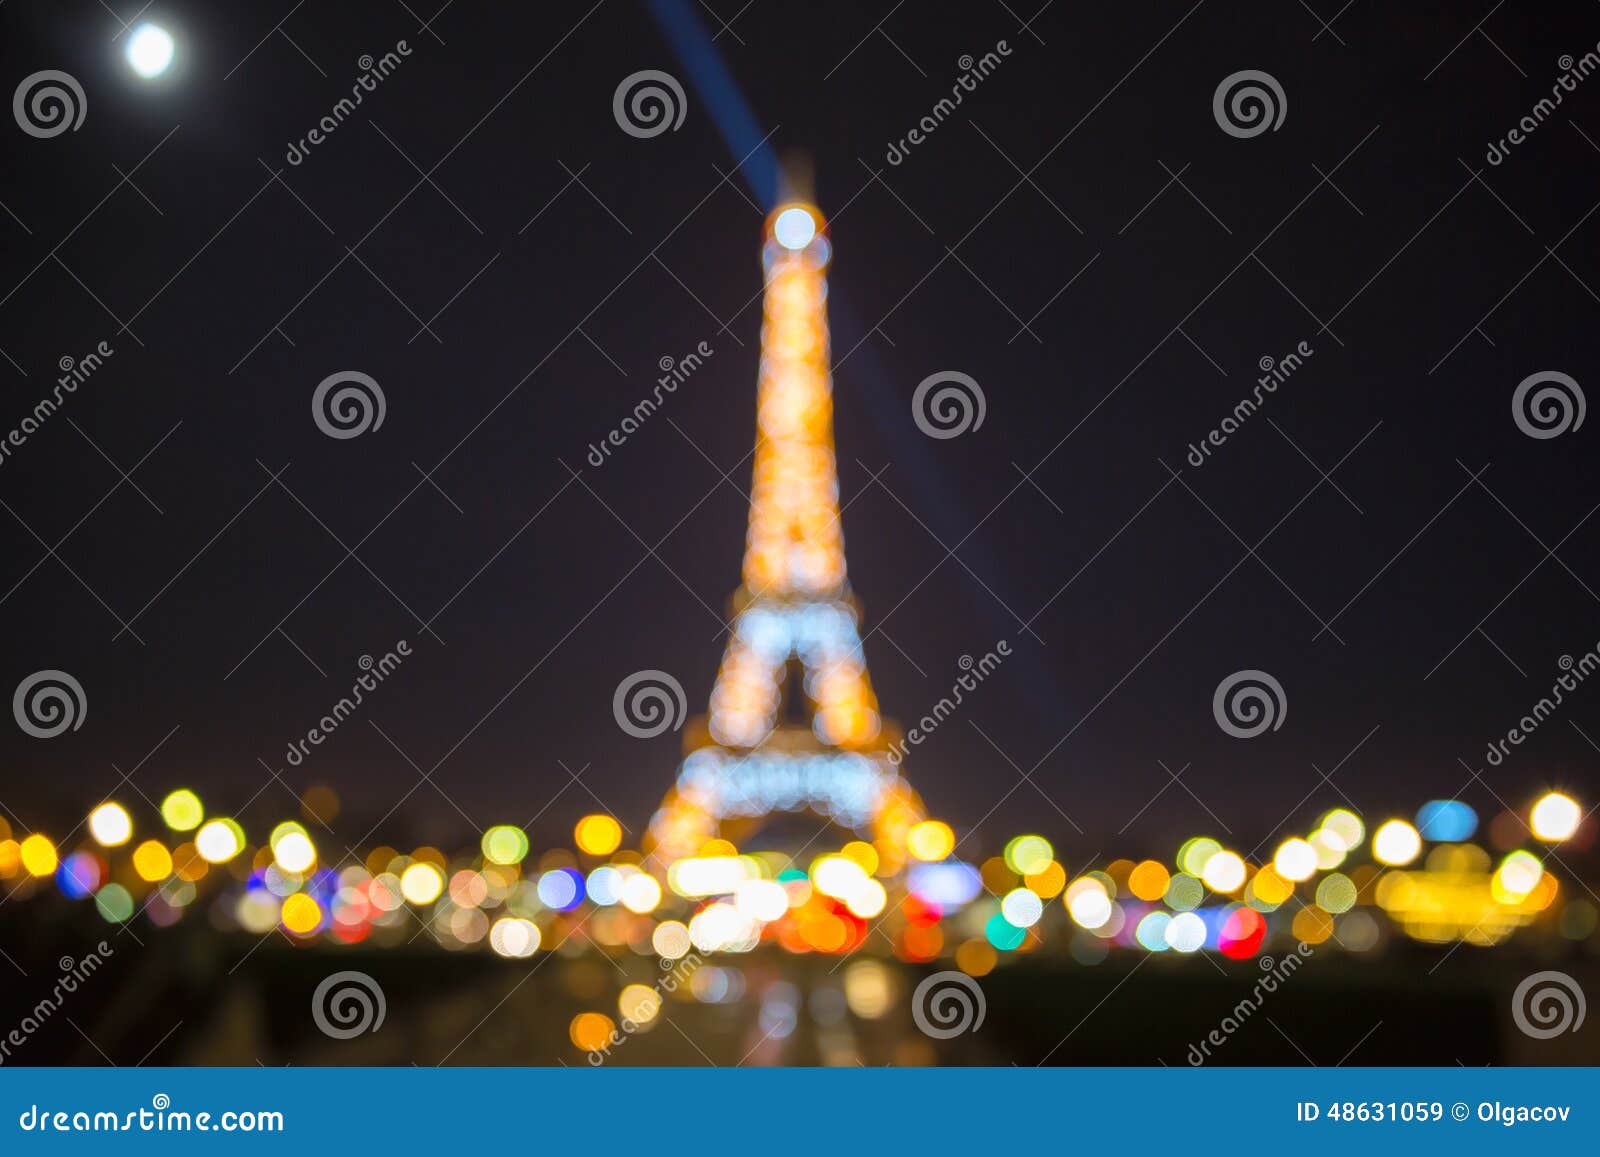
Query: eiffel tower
647 196 926 866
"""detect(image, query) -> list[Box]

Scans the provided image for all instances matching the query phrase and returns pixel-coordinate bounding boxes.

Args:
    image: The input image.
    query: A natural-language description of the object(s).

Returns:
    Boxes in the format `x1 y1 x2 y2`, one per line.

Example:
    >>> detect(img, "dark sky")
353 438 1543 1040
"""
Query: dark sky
1 0 1597 862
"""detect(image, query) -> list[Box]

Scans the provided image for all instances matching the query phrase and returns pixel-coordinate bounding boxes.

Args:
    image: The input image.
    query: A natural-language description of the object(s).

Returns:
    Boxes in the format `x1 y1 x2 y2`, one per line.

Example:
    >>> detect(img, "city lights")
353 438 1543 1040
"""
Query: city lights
0 193 1593 1077
1372 819 1422 866
87 802 132 847
1530 791 1581 842
125 23 175 78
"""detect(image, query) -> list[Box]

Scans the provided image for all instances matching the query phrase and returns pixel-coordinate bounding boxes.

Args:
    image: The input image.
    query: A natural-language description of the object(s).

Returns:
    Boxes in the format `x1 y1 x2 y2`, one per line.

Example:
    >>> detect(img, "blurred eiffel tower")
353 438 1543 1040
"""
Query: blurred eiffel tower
647 177 925 867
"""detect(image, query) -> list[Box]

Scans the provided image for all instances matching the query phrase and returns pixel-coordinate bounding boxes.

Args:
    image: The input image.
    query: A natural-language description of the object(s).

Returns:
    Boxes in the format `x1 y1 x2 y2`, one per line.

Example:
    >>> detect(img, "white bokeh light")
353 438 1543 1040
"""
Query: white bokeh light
773 206 817 250
126 24 176 79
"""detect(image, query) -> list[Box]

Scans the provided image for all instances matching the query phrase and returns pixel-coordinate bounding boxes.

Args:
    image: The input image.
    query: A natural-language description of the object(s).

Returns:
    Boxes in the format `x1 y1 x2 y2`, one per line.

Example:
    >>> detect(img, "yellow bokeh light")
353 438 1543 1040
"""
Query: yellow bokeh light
1249 864 1294 905
1493 850 1544 899
1004 834 1053 876
841 840 879 875
19 833 57 877
907 820 955 862
1128 859 1170 902
132 840 172 882
1318 808 1366 850
955 937 998 977
400 861 445 905
1530 792 1581 842
619 984 661 1024
1177 837 1222 878
569 1012 617 1052
280 892 322 934
574 814 622 857
160 789 204 832
1024 860 1067 899
194 819 243 864
1372 819 1421 866
87 802 132 848
1291 905 1334 944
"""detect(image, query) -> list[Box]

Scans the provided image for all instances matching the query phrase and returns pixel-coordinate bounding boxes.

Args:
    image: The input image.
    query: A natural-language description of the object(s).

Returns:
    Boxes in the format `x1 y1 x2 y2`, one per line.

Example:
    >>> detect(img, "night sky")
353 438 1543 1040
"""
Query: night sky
1 0 1597 863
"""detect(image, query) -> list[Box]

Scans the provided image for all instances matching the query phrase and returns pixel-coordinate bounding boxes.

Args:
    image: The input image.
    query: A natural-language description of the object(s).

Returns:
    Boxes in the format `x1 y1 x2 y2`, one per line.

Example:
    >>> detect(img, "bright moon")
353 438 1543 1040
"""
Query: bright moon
126 23 175 78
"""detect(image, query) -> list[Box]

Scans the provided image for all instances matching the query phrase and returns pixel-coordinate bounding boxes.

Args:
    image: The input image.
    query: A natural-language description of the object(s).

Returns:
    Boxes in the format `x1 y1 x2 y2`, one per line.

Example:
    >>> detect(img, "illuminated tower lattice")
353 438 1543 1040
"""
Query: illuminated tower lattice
647 201 925 865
